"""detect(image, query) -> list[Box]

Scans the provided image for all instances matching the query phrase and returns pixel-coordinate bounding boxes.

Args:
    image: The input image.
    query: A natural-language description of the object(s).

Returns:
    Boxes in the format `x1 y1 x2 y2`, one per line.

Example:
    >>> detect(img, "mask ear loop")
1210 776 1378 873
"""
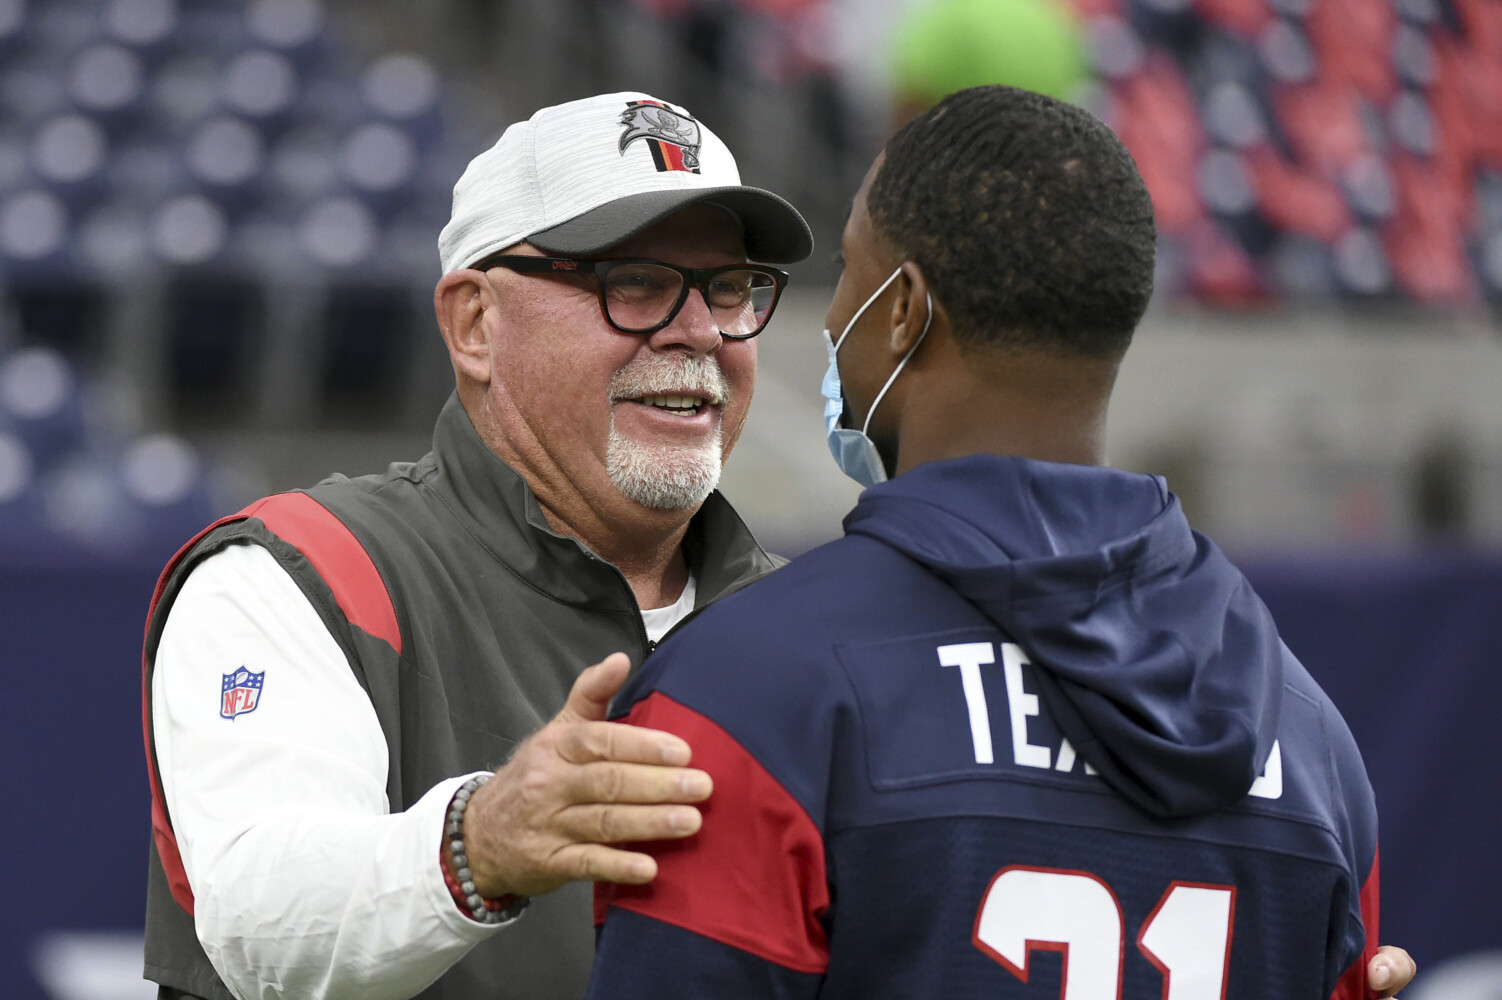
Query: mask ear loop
833 268 903 353
860 292 933 436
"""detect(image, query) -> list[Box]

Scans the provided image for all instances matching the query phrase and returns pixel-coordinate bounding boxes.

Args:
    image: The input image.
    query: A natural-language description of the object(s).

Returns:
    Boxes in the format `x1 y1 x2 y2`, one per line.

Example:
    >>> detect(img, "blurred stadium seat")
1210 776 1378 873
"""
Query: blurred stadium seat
0 339 220 564
0 0 464 564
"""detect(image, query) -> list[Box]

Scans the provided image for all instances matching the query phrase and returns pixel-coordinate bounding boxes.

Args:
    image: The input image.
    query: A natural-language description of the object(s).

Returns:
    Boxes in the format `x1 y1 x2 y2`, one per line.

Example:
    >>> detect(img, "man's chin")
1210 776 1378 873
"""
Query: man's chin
606 428 722 512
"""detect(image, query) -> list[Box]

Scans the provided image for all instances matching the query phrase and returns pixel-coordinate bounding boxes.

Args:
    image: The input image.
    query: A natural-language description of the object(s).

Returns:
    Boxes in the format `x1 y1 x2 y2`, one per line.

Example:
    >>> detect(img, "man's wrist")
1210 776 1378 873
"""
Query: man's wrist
440 773 529 924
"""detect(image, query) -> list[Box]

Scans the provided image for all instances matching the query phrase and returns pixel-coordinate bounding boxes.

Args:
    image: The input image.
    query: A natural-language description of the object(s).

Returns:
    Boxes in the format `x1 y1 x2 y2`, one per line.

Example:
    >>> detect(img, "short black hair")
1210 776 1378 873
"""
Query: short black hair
867 85 1156 357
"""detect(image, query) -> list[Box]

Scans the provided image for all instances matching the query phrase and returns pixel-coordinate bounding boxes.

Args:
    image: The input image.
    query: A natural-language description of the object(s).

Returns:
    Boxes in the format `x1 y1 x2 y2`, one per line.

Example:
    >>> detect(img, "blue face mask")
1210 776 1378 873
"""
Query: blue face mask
821 268 933 488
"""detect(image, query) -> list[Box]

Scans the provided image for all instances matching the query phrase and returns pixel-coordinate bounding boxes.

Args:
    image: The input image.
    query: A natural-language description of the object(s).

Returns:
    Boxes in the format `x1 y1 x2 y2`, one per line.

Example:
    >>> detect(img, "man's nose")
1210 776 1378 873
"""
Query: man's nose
647 285 723 354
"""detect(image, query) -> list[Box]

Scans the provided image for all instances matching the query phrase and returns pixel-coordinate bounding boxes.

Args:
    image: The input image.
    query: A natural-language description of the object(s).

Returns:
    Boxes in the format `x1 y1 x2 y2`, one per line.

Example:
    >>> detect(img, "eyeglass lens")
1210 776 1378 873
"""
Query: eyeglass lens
603 263 778 336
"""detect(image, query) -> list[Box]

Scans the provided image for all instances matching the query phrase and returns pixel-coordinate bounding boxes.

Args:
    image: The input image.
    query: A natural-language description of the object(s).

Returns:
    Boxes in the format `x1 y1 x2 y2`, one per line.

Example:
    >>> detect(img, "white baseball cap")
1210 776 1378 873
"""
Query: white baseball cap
438 91 813 273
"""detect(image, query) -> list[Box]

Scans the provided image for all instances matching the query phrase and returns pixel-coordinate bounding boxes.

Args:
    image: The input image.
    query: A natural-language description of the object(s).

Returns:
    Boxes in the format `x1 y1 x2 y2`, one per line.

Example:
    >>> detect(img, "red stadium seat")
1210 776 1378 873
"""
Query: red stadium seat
1112 54 1206 235
1192 0 1274 39
1385 155 1476 303
1245 146 1350 243
1275 79 1373 175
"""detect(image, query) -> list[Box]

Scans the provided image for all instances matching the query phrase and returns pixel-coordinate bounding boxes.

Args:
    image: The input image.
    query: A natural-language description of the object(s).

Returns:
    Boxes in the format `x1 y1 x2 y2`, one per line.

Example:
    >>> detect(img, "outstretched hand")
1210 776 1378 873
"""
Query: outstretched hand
455 652 712 898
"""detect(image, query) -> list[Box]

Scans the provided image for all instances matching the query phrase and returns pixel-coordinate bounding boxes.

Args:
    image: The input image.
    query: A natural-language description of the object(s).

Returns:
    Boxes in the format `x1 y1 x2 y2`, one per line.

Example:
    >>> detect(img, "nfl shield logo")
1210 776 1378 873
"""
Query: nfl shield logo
221 667 265 720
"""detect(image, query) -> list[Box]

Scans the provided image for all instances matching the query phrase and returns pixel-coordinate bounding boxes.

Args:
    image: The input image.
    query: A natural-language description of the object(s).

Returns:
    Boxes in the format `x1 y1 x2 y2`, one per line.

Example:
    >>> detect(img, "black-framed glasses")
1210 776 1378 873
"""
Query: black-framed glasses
476 254 789 340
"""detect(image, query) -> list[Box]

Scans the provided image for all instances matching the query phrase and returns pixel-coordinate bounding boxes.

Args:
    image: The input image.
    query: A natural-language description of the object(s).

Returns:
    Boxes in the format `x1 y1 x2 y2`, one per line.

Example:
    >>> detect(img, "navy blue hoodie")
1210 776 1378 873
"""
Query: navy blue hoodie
593 455 1379 1000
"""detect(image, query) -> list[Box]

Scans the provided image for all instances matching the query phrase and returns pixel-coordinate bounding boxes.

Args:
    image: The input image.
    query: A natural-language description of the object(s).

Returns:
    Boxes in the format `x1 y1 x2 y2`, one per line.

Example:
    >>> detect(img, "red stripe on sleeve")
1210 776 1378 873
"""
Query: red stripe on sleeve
141 492 399 914
1330 847 1381 1000
599 692 831 974
142 505 262 914
250 492 401 653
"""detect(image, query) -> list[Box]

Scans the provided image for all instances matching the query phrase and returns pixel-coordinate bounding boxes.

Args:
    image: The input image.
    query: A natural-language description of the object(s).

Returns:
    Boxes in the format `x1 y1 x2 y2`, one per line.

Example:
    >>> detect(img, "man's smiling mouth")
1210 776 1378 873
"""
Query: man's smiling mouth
609 353 730 419
633 393 709 415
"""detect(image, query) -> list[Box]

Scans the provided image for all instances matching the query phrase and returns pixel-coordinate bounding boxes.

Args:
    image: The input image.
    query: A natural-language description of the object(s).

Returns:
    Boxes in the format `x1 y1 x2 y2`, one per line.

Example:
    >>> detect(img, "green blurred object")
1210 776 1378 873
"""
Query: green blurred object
892 0 1087 105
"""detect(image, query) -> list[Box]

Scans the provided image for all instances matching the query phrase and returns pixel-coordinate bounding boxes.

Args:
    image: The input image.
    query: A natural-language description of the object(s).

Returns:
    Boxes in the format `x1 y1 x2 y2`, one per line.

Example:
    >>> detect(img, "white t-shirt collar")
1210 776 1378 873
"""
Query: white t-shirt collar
640 574 698 644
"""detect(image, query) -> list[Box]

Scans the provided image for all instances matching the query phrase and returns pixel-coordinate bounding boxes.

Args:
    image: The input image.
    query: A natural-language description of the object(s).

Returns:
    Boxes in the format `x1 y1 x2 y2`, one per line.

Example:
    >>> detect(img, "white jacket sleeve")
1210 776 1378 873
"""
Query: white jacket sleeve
152 542 508 1000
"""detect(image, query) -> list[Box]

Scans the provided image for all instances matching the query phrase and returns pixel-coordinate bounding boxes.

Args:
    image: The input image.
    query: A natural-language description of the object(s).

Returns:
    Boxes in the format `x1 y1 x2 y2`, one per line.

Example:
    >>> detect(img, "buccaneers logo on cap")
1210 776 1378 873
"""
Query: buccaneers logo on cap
619 99 702 174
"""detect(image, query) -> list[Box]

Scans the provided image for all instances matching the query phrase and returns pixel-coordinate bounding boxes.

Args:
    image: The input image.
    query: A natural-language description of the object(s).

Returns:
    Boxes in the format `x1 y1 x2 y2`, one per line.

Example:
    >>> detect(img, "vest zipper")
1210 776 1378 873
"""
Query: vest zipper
575 545 654 667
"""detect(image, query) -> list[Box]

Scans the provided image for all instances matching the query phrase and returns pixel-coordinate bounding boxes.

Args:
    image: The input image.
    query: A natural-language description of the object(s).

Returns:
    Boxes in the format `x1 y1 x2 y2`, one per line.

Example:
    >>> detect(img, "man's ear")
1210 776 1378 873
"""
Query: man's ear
434 269 493 386
887 260 935 356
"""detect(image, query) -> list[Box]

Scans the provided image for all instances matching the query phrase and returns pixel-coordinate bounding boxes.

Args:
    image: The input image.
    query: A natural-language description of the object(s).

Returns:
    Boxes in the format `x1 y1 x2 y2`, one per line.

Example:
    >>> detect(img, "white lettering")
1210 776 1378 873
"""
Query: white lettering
1056 736 1076 771
1247 740 1283 800
937 642 998 764
1002 644 1051 769
1056 737 1100 775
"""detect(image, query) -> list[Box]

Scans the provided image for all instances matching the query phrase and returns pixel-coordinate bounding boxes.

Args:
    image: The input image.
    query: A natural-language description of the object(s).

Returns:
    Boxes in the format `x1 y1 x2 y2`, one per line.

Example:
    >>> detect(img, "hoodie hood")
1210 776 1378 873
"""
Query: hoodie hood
844 454 1283 819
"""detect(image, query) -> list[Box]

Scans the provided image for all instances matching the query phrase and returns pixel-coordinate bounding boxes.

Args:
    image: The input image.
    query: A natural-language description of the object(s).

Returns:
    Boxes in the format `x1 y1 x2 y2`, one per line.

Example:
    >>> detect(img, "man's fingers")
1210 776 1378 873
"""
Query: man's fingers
553 656 694 767
565 759 712 807
465 653 712 898
556 652 632 725
550 843 660 885
557 718 692 767
557 802 704 845
1369 945 1416 998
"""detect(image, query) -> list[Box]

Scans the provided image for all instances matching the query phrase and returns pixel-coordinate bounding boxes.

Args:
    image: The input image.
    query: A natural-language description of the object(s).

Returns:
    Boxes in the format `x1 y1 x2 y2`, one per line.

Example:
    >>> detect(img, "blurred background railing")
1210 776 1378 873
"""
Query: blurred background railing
1 0 1498 997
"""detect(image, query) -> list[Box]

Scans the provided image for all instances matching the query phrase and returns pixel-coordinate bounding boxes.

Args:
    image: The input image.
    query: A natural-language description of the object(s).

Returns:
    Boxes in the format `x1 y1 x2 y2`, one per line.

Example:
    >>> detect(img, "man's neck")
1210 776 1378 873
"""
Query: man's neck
893 343 1118 473
535 498 694 610
613 542 692 611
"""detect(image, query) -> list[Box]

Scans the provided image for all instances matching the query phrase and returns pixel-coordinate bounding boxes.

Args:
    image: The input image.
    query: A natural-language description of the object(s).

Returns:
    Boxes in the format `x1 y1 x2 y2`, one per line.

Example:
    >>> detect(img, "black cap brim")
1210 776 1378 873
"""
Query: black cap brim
527 185 813 264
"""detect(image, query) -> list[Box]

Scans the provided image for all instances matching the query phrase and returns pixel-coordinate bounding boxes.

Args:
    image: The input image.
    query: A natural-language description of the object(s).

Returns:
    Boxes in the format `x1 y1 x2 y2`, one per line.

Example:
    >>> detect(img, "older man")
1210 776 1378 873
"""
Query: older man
142 92 810 1000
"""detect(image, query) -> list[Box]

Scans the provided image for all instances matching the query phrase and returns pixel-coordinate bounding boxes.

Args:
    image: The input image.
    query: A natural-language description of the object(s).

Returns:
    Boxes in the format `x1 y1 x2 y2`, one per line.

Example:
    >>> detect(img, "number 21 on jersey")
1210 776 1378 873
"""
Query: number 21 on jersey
973 866 1236 1000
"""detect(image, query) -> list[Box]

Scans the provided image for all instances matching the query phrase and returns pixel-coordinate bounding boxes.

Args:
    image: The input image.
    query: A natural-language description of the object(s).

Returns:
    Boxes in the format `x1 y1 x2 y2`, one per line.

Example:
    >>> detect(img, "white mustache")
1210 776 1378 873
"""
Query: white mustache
608 354 729 407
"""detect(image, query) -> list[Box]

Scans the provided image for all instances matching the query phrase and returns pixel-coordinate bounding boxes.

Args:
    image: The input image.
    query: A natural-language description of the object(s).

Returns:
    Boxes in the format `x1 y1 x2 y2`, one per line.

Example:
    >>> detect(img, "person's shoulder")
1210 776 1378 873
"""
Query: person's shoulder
180 457 429 565
295 454 460 564
1278 648 1365 766
183 491 402 649
1268 646 1376 834
307 454 435 511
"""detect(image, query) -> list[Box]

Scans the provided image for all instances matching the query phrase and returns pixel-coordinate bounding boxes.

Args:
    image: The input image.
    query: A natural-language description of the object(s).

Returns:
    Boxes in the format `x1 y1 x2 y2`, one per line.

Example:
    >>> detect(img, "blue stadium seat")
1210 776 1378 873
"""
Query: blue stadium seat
0 346 89 472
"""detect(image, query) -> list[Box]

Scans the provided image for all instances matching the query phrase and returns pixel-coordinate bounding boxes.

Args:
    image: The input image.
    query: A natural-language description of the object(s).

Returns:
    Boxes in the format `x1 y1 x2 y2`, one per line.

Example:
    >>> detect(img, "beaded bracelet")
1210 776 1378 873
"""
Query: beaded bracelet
442 773 529 925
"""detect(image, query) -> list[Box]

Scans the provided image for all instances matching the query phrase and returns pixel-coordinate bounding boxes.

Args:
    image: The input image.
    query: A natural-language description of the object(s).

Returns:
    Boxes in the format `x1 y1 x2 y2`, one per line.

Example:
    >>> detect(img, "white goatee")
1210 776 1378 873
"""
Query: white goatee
606 354 729 511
